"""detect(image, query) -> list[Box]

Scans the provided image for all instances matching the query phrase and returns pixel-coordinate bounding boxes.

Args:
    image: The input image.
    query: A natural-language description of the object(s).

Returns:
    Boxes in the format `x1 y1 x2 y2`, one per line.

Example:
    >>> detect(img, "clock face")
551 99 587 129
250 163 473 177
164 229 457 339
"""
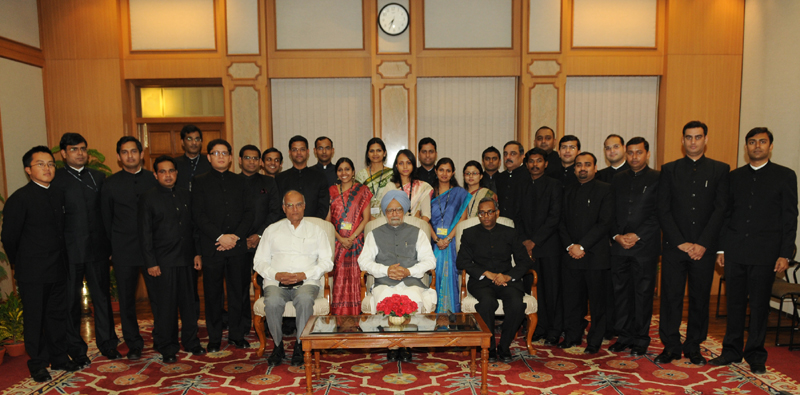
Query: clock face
378 3 409 36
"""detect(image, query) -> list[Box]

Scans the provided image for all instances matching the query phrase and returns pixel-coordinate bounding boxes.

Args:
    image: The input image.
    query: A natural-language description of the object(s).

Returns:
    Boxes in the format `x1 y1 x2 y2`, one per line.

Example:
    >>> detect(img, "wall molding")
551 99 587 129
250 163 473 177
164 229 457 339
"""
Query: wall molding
0 37 44 68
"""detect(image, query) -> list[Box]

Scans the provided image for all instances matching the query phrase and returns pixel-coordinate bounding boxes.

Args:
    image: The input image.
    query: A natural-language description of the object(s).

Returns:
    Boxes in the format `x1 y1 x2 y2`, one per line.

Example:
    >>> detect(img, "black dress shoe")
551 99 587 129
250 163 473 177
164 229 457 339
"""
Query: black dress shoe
687 351 707 366
558 340 581 349
163 354 177 363
51 361 80 372
267 342 284 367
207 342 221 353
229 339 251 349
543 337 559 346
654 351 681 364
583 345 600 354
531 333 546 342
750 363 767 374
291 341 304 367
127 348 142 360
102 349 123 360
31 368 52 383
498 347 513 363
398 348 413 363
73 355 91 368
608 342 630 352
387 349 399 362
190 346 207 356
604 332 617 341
487 348 498 363
708 355 735 366
630 346 648 356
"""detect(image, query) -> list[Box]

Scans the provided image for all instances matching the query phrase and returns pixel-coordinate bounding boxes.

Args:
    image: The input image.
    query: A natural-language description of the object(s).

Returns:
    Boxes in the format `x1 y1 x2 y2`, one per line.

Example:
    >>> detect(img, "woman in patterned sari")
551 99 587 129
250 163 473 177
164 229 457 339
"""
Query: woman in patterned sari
326 157 372 315
429 158 471 313
354 137 393 220
386 149 433 222
462 160 497 219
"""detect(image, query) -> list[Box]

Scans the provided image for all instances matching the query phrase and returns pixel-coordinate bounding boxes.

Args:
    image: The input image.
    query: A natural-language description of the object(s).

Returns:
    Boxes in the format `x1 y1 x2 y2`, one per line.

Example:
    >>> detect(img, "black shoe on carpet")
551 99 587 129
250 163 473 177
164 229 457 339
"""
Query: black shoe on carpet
51 361 80 372
498 347 513 363
229 339 251 349
267 342 284 367
630 345 648 356
127 348 142 360
291 341 304 367
558 340 581 349
750 363 767 374
73 355 91 368
543 336 560 346
101 349 122 360
31 368 51 383
387 349 399 362
207 342 221 353
190 346 207 356
583 345 600 354
162 354 177 363
654 351 681 364
608 342 629 352
488 348 498 363
399 348 412 363
709 356 736 366
686 351 707 366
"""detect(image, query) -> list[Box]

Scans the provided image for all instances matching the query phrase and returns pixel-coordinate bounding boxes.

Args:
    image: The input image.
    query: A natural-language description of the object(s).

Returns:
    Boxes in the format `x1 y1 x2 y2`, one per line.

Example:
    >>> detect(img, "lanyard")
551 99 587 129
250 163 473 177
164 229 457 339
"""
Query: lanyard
437 187 452 228
338 183 355 219
368 167 387 199
68 168 97 191
404 181 414 214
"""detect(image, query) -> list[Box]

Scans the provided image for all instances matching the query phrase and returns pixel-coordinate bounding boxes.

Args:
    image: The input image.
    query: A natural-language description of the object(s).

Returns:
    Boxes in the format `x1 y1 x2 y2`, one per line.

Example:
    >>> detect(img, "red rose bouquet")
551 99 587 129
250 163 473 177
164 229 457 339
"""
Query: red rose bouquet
376 294 418 318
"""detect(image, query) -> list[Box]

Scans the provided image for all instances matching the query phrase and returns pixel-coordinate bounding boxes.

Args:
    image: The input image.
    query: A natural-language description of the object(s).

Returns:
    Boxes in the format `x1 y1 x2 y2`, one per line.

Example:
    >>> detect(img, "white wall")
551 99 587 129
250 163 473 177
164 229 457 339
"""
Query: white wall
424 0 512 49
572 0 657 48
0 0 40 48
129 0 216 50
275 0 363 50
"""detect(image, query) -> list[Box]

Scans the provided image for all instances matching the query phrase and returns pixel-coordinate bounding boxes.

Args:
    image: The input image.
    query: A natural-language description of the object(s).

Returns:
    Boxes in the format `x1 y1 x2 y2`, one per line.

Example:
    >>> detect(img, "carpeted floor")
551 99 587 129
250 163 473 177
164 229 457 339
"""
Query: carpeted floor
2 317 799 395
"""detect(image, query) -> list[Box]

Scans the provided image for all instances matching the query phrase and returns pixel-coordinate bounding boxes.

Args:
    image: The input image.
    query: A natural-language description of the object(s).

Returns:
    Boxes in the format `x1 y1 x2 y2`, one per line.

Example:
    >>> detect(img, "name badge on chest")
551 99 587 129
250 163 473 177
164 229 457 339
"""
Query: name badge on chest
371 207 380 215
340 222 353 231
436 227 448 236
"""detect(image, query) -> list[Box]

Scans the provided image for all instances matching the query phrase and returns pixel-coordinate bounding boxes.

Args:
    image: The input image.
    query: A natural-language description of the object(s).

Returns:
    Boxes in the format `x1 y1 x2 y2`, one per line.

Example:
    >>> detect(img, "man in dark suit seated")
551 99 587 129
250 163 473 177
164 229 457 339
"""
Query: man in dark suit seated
2 146 80 382
456 197 533 363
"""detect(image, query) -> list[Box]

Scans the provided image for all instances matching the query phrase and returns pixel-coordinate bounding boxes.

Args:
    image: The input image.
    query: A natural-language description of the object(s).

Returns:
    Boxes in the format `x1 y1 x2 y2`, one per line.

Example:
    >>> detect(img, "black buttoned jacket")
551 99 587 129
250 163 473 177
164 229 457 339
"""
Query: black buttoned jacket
192 170 254 260
610 167 661 258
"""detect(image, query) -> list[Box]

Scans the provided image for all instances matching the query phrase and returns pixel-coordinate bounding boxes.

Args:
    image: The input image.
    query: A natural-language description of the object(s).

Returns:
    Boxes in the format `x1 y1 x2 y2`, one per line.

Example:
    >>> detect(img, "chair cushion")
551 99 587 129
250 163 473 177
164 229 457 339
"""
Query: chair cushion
461 294 538 315
253 296 330 318
771 278 800 298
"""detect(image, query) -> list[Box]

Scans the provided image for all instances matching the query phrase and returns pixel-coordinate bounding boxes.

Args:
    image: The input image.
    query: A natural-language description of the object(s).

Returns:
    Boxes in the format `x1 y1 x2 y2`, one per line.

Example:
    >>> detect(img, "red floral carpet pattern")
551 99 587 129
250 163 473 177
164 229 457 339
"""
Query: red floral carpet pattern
3 317 798 395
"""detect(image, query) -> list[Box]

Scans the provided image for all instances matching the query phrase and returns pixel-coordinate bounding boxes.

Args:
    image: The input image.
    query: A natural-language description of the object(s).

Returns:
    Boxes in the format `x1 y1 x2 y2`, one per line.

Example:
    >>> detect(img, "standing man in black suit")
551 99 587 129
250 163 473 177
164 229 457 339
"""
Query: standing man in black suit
710 128 798 374
533 126 561 179
192 139 254 352
554 135 581 187
51 133 120 365
495 141 527 219
597 134 630 183
173 124 211 192
275 135 329 218
416 137 438 186
607 137 660 356
139 156 206 363
479 146 500 194
558 152 614 354
657 120 730 365
2 146 80 382
311 137 337 187
101 136 159 360
516 147 563 346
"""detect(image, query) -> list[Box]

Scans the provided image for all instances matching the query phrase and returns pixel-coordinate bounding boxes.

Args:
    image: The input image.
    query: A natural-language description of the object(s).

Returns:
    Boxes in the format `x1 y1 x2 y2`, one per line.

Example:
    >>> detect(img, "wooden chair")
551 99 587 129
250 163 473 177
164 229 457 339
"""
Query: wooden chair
359 216 436 314
252 217 335 357
455 216 539 356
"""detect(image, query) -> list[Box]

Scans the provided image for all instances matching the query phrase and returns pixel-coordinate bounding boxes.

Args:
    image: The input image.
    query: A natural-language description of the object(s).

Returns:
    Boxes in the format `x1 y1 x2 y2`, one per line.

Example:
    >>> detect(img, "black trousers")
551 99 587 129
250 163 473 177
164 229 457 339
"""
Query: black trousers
153 266 201 356
18 280 70 373
115 265 158 350
527 256 563 338
65 260 118 357
468 277 525 351
203 254 251 343
658 250 715 355
562 266 608 347
720 260 775 365
611 255 658 347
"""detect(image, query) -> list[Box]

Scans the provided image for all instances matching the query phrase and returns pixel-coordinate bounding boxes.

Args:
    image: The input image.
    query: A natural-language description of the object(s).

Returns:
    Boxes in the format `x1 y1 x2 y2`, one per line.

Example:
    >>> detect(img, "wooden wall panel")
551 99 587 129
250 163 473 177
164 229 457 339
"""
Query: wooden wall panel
417 56 520 77
666 0 745 55
123 58 226 79
268 58 371 78
562 55 663 76
39 0 120 60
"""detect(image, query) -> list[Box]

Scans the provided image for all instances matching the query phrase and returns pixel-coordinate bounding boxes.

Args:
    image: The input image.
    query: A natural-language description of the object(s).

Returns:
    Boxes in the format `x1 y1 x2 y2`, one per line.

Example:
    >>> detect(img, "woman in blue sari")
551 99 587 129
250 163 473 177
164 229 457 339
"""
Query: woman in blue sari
429 158 470 313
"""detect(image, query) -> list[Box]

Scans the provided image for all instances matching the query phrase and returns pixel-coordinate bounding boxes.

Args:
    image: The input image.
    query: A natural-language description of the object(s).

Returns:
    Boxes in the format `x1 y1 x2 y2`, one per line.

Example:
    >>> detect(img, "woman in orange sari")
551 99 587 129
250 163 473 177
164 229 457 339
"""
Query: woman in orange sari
326 157 372 315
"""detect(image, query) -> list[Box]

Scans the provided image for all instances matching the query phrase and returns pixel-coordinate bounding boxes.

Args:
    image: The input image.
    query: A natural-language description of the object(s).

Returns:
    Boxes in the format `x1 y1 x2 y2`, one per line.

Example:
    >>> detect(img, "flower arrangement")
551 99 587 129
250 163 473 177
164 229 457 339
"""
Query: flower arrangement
376 294 418 318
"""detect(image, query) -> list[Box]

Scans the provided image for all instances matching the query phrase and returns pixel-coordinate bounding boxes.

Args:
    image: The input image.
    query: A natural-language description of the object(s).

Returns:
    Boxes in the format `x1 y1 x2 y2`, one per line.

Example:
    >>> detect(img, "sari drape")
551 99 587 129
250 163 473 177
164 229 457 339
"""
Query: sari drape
430 186 470 313
355 167 393 217
328 183 372 315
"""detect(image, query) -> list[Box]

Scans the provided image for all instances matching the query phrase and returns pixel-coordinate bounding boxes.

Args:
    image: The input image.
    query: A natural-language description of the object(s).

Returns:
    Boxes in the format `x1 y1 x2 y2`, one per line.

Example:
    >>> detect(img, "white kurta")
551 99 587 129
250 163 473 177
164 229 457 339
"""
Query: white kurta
253 218 334 288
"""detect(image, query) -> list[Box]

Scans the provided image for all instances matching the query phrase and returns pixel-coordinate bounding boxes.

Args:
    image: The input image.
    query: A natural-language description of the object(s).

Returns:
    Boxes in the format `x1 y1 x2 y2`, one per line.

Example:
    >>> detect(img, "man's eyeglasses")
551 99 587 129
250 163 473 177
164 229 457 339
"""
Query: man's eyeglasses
184 137 202 142
242 156 259 161
264 157 281 163
477 210 497 218
290 147 308 153
67 147 87 153
385 207 404 215
283 202 305 210
210 151 230 157
30 162 56 169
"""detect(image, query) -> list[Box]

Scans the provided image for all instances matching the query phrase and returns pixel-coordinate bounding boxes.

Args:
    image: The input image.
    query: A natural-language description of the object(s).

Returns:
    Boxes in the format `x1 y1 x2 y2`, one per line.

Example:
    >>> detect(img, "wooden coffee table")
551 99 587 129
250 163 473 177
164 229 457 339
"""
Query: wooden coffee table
298 313 492 395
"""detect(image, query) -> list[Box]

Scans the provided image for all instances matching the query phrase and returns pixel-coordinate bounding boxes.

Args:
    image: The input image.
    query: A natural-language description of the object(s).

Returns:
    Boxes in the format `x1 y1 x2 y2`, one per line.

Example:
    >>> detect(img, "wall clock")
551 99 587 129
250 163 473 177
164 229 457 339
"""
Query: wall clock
378 3 409 36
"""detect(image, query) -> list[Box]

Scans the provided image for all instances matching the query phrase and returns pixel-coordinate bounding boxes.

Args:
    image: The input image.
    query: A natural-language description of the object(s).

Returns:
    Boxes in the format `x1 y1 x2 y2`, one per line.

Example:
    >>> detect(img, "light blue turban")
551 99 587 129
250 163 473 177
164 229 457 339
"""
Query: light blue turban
381 190 410 214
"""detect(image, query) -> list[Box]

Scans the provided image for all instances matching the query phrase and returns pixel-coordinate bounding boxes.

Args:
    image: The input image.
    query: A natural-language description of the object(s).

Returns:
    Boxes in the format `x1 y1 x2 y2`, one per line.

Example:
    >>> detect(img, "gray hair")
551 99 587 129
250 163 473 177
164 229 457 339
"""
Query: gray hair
479 196 498 210
282 190 306 205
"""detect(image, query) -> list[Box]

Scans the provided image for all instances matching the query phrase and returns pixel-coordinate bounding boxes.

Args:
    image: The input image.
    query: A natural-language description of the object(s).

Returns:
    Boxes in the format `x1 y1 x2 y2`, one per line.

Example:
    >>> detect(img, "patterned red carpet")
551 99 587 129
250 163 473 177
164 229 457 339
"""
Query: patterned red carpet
3 317 799 395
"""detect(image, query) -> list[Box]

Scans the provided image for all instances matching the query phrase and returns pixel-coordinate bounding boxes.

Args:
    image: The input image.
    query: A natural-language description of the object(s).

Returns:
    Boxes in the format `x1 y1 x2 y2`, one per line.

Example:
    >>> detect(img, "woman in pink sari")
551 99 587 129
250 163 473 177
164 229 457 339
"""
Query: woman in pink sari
326 157 372 315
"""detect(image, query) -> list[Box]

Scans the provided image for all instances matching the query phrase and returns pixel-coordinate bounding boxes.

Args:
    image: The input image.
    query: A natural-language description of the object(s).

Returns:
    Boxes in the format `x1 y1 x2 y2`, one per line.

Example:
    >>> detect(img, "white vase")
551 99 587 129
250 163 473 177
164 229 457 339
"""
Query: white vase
389 316 406 326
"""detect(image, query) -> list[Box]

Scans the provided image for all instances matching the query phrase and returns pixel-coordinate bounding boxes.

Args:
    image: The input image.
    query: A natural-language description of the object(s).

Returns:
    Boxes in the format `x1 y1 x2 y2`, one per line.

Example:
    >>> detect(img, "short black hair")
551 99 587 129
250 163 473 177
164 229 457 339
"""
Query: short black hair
262 147 283 162
23 146 54 168
59 133 87 151
364 137 387 166
288 135 309 150
153 155 176 171
116 136 142 154
239 144 261 158
391 149 419 184
503 141 524 154
626 137 650 152
418 137 437 152
463 160 483 174
682 120 708 136
535 126 555 138
314 136 332 148
524 147 549 163
605 134 624 147
482 146 500 160
180 124 203 140
575 152 597 166
745 127 773 144
433 157 459 189
207 139 231 154
559 135 581 150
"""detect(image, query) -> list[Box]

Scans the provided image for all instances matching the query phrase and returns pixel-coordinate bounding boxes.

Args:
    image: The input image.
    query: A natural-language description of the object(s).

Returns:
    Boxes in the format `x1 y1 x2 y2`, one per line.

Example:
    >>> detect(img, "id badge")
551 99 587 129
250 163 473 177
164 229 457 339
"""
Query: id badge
340 222 353 231
371 207 380 215
437 227 448 236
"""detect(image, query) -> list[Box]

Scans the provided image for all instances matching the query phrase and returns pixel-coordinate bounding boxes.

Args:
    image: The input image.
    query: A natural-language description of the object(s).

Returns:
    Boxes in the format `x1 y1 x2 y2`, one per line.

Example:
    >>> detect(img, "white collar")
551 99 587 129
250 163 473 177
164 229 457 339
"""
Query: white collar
69 166 85 172
33 180 50 189
750 161 768 171
612 161 627 170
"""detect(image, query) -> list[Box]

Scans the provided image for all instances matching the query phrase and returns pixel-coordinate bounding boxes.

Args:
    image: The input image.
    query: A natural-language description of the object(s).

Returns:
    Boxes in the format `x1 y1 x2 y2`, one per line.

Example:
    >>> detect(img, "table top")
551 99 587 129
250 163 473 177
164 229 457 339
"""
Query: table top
301 313 484 337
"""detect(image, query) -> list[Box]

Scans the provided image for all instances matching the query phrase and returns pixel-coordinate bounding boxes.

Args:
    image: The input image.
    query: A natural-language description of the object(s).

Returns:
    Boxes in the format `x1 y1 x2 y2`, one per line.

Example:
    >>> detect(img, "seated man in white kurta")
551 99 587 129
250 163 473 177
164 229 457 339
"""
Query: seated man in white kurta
358 190 437 362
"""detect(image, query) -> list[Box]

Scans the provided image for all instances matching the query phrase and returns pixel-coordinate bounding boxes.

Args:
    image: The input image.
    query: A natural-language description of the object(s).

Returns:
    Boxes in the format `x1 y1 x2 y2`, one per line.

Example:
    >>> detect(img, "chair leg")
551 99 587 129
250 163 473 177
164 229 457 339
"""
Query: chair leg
716 280 724 318
790 297 798 351
526 313 538 356
254 314 267 357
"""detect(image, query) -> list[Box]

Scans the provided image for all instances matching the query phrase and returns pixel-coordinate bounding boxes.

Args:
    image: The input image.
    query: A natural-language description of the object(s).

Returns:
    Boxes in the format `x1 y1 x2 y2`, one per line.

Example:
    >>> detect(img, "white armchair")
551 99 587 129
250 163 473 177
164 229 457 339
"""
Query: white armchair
456 216 539 355
252 217 335 357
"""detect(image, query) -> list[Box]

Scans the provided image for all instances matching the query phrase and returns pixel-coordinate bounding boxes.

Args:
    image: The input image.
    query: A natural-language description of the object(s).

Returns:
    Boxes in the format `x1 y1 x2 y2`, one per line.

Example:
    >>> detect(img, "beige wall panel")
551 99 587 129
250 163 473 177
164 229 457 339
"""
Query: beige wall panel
129 0 216 50
0 0 40 48
275 0 363 50
123 58 226 79
377 61 411 79
377 0 410 53
666 0 745 55
573 0 656 48
529 84 558 139
529 60 559 77
268 58 371 78
417 77 516 184
528 0 561 52
380 85 410 164
424 0 512 49
0 58 48 193
231 86 261 171
270 78 372 166
563 55 663 75
227 0 260 55
565 76 659 167
417 56 519 77
40 0 121 60
228 62 261 80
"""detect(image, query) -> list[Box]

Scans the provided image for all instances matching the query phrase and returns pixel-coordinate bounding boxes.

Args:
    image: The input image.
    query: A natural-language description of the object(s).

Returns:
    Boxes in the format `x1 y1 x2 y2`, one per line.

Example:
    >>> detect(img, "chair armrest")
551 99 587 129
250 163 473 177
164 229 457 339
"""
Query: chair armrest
360 270 368 302
428 269 436 290
460 269 468 301
323 272 331 304
252 272 262 299
528 269 538 299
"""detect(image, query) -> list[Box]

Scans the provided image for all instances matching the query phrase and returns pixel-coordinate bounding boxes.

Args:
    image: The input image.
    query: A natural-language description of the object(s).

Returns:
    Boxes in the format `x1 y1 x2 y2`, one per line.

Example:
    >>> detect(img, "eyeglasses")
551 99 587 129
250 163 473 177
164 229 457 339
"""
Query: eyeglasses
31 162 56 169
68 147 87 153
560 145 578 151
316 147 332 151
477 210 497 218
264 157 281 163
242 156 259 161
184 137 202 142
210 151 230 157
385 207 404 214
290 147 308 153
464 172 480 177
283 202 305 210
